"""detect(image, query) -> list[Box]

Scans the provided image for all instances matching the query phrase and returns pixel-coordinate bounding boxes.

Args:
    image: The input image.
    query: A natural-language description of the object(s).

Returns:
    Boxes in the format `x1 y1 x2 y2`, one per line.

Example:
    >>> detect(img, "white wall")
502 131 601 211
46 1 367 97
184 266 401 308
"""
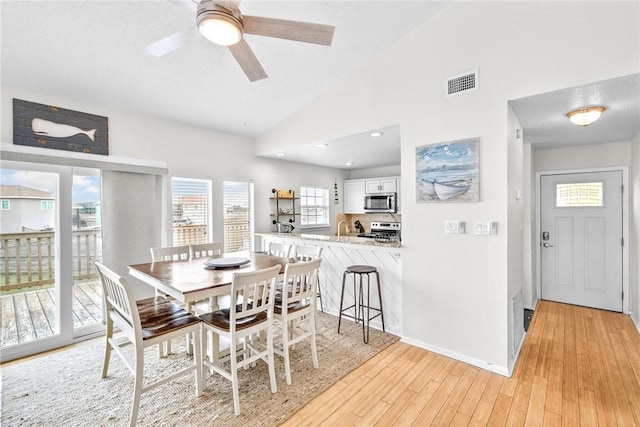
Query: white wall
256 2 639 373
535 141 634 172
1 85 350 263
349 165 401 179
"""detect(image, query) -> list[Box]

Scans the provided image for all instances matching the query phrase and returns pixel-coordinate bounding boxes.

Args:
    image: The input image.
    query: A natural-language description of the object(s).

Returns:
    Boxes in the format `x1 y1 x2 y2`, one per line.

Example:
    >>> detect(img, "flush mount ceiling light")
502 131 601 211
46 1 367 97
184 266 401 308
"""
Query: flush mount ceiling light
345 161 354 167
276 152 286 157
566 106 606 126
315 143 329 148
370 131 384 137
197 4 243 46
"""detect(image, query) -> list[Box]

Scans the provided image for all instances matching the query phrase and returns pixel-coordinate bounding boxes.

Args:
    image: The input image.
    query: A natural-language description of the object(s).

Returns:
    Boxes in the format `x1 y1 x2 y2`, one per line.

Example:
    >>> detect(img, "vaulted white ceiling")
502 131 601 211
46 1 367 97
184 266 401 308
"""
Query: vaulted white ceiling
2 2 638 171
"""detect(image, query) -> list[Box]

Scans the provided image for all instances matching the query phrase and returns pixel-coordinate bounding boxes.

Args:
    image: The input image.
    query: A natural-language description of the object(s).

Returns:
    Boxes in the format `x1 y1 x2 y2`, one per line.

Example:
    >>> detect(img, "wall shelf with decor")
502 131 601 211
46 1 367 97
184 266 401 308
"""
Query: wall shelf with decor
270 188 300 226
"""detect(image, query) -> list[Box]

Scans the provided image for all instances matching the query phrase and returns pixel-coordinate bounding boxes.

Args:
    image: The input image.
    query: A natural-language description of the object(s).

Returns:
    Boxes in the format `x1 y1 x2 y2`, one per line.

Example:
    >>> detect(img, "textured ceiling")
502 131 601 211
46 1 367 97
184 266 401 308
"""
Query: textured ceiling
510 73 640 149
0 0 445 139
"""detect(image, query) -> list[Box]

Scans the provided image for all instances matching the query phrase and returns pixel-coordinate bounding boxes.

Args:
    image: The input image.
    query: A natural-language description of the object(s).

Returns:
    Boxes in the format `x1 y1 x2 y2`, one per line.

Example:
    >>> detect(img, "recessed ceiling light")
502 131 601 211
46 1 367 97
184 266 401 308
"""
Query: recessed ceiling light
345 161 354 166
370 131 384 137
276 152 286 156
315 143 328 148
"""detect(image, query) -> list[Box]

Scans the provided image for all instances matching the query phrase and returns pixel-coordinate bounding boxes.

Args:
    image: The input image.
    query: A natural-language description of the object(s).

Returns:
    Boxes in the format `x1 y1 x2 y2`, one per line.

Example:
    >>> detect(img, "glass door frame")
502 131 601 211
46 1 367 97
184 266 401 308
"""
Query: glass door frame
0 160 103 362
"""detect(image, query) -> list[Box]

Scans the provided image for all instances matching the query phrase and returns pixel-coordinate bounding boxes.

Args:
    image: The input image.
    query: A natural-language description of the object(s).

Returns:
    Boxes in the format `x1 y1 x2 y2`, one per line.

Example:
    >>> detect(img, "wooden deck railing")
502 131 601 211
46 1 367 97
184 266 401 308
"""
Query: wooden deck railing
0 229 102 292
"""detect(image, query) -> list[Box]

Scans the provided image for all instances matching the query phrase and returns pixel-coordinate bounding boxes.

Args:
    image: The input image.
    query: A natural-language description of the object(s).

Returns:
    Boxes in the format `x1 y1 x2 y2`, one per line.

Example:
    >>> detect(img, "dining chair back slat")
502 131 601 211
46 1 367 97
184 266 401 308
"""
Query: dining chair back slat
292 245 324 312
150 245 190 262
189 242 223 260
267 241 292 259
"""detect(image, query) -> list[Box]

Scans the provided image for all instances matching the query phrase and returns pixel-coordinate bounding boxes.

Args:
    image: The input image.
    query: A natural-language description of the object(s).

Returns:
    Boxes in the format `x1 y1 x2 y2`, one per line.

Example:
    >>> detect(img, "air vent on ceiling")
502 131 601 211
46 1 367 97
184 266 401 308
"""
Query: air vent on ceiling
446 69 479 96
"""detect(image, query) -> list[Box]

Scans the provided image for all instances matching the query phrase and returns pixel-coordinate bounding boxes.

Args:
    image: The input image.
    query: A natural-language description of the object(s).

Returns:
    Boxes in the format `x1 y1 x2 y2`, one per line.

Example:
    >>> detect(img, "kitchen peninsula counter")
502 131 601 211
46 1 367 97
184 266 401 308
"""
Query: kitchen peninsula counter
255 232 401 248
255 232 402 336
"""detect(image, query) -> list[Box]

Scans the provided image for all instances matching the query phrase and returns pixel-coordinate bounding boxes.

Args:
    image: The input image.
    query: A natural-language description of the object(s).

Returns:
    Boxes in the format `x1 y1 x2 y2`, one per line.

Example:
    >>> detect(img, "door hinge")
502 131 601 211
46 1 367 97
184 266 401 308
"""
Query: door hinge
622 291 624 300
621 184 624 194
621 237 625 247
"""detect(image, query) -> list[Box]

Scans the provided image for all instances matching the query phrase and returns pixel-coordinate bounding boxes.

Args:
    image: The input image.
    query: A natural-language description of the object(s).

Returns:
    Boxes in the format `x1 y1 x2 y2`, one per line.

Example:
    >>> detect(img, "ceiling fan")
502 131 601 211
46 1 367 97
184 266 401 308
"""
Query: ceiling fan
145 0 335 82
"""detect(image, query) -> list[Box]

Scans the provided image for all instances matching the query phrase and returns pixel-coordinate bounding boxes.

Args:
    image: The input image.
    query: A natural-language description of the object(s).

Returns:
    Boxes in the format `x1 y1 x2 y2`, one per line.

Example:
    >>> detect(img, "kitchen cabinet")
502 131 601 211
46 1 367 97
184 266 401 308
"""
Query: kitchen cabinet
343 180 365 214
365 177 397 194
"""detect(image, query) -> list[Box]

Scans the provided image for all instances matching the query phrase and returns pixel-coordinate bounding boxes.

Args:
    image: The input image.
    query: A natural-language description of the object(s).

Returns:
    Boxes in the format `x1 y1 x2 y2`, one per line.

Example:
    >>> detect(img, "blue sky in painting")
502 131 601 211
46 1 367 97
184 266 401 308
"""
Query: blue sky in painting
416 137 479 173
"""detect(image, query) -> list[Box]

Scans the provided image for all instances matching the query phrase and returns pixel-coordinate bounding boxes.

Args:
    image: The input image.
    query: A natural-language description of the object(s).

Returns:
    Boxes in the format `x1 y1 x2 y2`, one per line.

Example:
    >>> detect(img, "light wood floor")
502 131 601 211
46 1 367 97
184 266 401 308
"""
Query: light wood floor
282 300 640 426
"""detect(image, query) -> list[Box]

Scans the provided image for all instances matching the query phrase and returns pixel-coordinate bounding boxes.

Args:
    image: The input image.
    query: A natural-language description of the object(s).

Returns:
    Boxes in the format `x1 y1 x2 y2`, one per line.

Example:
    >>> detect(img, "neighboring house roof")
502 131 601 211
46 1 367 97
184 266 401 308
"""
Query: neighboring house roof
0 185 54 199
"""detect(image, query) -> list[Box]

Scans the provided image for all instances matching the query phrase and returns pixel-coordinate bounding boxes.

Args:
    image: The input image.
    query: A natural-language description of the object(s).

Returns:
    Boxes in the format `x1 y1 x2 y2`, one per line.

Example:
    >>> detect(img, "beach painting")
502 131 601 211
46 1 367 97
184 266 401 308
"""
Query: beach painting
416 138 479 202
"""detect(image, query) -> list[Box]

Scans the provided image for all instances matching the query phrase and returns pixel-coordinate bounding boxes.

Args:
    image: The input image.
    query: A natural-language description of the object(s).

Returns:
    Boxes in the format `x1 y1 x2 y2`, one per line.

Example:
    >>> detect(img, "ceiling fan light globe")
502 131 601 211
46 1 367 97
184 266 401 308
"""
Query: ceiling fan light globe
199 17 242 46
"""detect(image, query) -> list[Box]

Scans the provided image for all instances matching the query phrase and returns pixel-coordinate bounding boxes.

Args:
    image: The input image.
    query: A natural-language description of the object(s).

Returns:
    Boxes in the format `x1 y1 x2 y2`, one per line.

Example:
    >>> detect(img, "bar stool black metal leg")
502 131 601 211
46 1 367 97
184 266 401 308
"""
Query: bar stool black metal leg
337 270 348 333
364 272 371 344
376 270 385 332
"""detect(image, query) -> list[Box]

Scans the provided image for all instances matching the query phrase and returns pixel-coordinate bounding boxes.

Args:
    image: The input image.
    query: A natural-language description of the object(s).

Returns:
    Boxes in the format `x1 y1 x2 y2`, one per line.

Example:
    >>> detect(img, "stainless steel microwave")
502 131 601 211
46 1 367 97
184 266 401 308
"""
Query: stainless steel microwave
364 193 397 213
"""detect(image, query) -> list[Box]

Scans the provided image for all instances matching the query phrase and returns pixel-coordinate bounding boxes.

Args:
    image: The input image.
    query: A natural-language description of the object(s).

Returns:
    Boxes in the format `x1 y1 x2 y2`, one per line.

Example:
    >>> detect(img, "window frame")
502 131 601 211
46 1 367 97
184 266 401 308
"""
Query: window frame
40 200 53 210
299 186 330 229
0 199 10 210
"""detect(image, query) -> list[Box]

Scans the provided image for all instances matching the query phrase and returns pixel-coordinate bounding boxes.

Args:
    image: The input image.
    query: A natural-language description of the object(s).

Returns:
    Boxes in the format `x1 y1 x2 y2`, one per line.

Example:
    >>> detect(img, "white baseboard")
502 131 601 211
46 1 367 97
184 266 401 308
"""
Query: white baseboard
631 312 640 334
508 331 527 376
400 336 510 377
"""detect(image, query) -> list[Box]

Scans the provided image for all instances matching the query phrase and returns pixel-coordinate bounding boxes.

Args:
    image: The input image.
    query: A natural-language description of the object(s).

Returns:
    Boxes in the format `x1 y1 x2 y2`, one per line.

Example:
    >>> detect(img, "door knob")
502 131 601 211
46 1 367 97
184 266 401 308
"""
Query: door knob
542 242 554 247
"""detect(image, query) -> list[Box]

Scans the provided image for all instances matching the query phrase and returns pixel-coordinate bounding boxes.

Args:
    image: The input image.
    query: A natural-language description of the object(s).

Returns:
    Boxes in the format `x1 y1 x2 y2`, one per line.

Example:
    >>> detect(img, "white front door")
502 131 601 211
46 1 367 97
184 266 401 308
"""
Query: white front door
540 171 623 312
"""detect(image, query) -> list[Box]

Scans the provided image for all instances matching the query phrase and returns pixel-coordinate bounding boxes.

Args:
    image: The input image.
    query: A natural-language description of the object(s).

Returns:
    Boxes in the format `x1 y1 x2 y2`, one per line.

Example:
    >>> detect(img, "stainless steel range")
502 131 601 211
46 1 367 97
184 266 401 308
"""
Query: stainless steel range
358 221 401 242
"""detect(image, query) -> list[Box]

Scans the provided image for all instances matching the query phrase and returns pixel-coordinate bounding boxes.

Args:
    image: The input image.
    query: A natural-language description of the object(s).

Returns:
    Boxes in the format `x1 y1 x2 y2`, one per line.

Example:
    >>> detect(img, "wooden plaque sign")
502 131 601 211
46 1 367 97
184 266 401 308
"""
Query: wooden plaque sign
13 99 109 155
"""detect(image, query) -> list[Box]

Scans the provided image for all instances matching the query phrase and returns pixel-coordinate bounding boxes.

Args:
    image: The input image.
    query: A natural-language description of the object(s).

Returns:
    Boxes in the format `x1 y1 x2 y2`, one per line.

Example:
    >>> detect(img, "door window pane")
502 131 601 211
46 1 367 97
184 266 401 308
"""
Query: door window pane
556 182 604 207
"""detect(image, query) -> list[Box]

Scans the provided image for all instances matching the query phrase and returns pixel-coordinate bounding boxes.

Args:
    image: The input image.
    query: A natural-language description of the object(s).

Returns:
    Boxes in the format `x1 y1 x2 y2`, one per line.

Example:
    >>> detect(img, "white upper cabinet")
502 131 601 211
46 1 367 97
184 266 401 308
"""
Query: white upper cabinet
343 180 365 214
365 177 397 194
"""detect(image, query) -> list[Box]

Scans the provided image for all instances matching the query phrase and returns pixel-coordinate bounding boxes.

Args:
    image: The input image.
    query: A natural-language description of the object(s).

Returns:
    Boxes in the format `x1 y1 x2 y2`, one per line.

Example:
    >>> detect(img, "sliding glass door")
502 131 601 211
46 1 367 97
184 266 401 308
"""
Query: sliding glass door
0 161 103 361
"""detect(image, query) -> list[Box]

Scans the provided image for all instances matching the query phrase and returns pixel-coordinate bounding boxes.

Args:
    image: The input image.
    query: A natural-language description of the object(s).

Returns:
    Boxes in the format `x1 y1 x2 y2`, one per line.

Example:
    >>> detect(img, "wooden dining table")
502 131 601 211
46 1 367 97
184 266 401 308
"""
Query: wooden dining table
128 251 290 358
128 251 290 306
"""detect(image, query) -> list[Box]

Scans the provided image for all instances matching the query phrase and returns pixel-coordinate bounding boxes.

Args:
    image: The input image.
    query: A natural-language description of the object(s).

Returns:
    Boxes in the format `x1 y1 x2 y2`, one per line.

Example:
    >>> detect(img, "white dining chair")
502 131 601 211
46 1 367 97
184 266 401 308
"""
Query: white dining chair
267 241 292 258
189 242 223 260
95 261 203 427
292 245 324 312
199 264 281 416
150 245 190 262
150 245 191 356
273 258 322 385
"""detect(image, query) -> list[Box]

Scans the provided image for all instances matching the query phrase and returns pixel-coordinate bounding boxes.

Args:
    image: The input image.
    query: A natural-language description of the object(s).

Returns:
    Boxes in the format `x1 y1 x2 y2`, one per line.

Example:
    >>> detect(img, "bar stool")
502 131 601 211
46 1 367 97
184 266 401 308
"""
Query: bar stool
337 265 385 343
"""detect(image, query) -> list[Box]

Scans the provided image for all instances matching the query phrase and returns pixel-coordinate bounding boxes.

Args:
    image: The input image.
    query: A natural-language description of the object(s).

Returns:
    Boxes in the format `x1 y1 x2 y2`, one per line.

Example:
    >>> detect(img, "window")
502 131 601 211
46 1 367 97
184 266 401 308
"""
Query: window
300 186 329 228
556 182 604 207
40 200 53 210
1 199 9 210
171 177 211 246
223 181 253 253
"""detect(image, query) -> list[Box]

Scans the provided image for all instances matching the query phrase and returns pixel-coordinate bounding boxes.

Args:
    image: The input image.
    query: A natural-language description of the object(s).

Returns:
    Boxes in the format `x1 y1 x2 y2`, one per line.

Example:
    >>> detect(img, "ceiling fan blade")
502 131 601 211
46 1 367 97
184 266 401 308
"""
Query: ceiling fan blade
168 0 198 13
228 38 268 82
144 26 201 57
243 15 335 46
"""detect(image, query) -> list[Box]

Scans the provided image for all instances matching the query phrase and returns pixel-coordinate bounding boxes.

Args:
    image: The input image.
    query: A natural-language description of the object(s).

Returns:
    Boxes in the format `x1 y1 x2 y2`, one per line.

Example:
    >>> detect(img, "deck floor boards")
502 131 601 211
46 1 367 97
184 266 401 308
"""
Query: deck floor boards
0 282 102 348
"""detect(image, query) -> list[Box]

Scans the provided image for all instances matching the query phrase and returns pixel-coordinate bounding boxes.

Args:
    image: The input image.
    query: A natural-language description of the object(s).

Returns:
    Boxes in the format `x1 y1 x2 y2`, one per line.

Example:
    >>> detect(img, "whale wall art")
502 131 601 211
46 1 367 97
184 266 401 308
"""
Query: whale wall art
13 99 109 155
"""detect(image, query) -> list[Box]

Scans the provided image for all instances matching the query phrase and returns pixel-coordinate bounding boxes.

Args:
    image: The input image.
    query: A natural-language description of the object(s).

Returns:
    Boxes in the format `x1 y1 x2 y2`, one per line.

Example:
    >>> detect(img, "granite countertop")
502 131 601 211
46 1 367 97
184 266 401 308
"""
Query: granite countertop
255 232 402 248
